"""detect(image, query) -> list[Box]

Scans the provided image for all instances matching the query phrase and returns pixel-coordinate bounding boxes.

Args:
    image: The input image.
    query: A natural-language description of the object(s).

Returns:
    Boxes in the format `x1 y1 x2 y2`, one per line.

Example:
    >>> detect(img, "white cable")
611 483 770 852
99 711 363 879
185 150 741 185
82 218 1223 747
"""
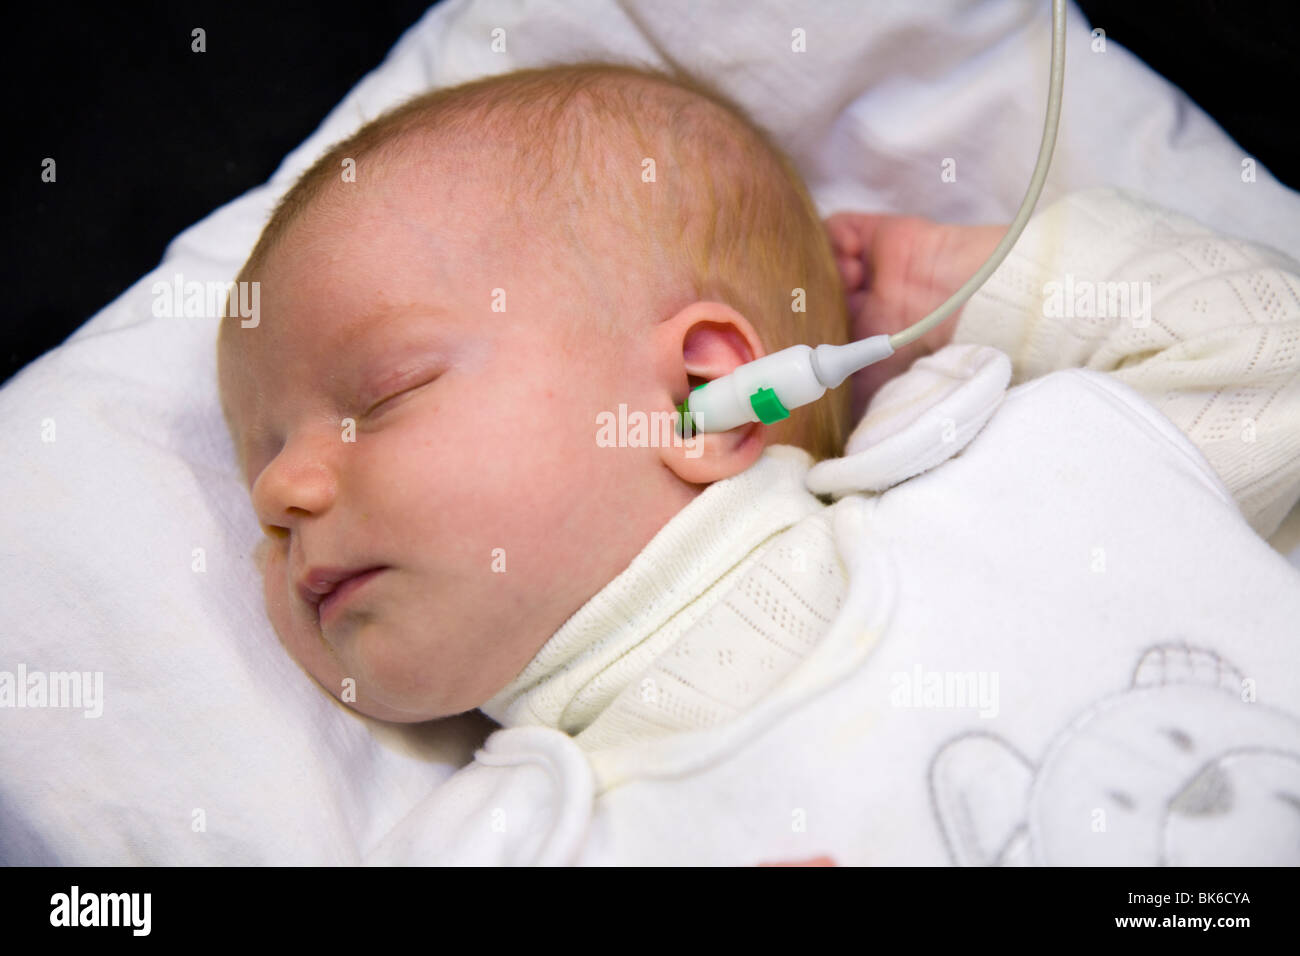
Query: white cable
684 0 1067 436
890 0 1067 351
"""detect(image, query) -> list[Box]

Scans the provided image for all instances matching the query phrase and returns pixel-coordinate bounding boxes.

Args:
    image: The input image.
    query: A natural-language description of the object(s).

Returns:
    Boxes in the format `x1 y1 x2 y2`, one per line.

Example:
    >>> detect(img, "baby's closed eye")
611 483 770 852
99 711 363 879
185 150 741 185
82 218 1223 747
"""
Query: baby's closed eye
362 372 441 420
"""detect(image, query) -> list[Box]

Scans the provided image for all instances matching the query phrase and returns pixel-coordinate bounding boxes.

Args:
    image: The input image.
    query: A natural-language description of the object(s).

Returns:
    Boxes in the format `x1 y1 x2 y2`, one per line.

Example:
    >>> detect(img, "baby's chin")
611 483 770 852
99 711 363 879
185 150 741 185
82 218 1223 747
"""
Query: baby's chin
336 656 477 724
340 687 449 724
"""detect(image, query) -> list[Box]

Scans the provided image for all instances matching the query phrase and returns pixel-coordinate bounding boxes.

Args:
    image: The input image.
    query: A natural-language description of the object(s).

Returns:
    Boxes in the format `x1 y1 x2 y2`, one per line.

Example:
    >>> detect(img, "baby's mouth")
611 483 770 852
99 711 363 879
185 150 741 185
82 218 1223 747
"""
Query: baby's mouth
301 566 389 625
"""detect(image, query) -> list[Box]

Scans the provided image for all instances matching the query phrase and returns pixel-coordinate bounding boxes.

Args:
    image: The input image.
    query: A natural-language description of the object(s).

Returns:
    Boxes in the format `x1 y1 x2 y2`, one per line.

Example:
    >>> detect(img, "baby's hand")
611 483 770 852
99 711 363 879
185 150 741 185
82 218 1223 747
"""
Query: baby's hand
824 212 1006 423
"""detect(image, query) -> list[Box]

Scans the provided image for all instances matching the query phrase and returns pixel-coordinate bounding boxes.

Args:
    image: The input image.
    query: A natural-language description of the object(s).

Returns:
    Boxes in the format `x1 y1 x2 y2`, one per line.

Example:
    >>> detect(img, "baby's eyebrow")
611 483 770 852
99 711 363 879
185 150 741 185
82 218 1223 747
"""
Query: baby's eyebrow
333 303 453 348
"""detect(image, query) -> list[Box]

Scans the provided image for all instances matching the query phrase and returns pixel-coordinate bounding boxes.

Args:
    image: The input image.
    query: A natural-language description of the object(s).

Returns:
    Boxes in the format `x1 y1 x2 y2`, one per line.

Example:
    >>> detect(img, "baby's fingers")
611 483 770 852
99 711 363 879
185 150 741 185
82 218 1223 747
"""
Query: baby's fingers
836 254 865 293
826 211 894 293
824 212 864 257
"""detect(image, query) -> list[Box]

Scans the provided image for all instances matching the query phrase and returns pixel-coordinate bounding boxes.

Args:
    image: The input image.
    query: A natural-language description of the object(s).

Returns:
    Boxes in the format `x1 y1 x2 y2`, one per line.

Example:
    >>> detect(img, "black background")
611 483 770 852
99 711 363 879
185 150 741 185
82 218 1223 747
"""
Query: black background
5 0 1298 386
0 864 1286 936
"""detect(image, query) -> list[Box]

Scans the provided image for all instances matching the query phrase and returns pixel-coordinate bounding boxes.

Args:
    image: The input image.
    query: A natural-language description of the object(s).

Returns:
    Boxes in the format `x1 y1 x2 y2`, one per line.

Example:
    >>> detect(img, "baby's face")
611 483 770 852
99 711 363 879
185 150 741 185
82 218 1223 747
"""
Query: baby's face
217 160 743 723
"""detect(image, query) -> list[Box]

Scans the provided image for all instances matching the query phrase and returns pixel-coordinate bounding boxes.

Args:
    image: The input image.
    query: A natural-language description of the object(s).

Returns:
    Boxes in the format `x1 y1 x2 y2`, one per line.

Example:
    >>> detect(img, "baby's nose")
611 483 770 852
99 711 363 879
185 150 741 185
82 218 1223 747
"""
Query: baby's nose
250 443 339 526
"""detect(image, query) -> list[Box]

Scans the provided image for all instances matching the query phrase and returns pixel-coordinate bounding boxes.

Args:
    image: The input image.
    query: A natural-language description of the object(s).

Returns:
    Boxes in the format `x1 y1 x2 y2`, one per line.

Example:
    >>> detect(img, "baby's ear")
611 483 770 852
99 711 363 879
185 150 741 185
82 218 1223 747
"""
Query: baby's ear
654 302 769 484
660 413 766 485
680 320 755 379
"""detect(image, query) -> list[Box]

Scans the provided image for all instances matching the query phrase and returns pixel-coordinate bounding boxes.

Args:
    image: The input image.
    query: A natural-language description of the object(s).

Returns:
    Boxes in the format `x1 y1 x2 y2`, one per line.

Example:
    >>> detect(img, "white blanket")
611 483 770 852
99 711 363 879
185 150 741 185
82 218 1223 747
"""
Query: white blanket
3 0 1299 864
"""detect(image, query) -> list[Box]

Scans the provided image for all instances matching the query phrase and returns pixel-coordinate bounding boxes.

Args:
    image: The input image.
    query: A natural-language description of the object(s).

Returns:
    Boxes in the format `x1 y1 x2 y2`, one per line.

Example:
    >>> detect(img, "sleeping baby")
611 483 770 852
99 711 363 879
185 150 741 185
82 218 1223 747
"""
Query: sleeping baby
217 60 865 725
217 62 1300 861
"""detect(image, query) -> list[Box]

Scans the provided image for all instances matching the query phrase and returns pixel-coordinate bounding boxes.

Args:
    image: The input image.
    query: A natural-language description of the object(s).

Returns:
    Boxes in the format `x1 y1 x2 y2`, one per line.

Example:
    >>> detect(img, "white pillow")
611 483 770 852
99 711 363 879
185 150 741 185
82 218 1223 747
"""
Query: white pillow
4 0 1298 863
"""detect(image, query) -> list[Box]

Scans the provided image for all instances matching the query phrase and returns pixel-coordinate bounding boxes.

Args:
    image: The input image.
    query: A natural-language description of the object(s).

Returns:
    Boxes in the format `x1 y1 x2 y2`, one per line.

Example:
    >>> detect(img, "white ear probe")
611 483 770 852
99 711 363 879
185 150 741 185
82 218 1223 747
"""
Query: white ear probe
679 0 1067 437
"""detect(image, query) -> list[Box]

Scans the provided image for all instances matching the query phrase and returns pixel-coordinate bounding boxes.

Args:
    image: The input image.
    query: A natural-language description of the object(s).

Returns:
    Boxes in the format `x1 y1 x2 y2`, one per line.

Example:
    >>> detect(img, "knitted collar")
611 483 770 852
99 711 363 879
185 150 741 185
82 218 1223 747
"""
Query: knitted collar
479 445 831 735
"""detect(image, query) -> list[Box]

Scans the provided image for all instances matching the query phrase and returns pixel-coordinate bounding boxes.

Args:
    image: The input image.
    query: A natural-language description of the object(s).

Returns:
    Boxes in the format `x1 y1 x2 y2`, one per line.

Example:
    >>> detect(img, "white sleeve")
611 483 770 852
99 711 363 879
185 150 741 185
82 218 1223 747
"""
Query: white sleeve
951 185 1300 540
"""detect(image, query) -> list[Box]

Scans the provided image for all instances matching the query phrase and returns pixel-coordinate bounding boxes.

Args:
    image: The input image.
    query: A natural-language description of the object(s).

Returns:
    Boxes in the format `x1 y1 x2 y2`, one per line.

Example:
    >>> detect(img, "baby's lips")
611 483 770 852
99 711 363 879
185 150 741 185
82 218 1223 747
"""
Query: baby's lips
298 564 386 606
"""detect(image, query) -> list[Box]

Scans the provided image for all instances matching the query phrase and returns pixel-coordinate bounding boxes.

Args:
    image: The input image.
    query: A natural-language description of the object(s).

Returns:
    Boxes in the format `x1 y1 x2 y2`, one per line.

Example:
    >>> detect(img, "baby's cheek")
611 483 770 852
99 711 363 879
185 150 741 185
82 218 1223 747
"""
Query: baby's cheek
261 548 315 666
260 547 297 654
356 639 441 707
260 545 351 702
253 537 273 575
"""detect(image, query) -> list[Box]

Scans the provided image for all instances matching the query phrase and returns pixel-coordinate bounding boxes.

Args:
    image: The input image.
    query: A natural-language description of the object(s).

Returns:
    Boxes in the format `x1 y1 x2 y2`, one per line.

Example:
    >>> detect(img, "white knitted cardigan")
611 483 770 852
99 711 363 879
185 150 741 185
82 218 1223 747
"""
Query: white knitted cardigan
480 186 1300 744
952 186 1300 541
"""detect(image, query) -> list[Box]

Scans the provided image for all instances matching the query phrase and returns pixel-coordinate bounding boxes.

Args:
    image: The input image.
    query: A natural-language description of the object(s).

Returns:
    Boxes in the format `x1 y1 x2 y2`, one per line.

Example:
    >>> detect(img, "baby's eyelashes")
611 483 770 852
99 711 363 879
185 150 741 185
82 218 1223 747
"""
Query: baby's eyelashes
361 373 441 420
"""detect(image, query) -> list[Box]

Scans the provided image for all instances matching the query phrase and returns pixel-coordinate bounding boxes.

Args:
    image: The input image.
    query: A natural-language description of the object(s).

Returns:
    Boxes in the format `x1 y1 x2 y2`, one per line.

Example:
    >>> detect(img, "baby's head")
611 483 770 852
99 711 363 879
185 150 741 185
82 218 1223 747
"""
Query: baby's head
217 61 849 723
